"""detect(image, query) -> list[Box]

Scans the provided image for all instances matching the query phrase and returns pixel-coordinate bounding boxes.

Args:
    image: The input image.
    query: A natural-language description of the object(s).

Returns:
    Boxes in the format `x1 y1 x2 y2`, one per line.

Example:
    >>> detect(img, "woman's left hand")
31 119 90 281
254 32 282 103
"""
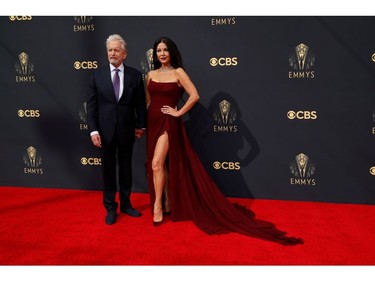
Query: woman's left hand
161 105 179 117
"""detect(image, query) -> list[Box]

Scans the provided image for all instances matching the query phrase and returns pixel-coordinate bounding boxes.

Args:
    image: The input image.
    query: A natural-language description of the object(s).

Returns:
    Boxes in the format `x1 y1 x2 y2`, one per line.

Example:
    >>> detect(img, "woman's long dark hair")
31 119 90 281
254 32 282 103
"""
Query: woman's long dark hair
152 37 184 70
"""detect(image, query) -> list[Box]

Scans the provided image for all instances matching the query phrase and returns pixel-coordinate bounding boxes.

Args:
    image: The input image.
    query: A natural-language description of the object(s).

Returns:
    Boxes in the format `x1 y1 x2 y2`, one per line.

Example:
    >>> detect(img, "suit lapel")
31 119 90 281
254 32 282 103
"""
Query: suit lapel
104 65 117 102
120 64 132 102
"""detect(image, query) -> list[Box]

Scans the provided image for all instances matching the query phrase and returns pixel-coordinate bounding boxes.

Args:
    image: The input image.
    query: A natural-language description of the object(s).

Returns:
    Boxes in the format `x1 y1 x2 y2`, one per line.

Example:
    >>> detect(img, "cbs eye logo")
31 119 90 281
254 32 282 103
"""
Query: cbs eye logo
210 57 238 67
18 109 40 118
9 16 32 21
287 111 317 120
370 166 375 176
213 161 240 170
81 157 102 165
74 61 98 70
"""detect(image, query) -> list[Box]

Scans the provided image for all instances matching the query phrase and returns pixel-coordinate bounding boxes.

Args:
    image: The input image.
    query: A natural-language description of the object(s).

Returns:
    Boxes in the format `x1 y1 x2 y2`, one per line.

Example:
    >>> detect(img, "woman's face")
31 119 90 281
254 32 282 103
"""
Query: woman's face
156 42 171 65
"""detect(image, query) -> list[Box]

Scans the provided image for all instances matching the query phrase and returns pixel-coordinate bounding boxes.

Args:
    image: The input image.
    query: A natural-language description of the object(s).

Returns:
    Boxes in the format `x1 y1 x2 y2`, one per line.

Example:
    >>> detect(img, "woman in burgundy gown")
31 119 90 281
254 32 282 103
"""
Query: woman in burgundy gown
146 37 303 245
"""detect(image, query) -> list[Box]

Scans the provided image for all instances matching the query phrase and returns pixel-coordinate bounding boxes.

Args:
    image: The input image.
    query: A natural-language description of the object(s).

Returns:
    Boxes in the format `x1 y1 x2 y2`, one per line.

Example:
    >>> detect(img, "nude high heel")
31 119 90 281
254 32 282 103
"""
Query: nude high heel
153 204 163 226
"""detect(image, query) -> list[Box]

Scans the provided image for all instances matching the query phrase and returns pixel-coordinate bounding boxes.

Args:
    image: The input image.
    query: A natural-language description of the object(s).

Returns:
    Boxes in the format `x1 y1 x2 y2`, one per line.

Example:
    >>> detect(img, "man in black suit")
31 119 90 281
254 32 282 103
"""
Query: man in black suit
86 34 147 225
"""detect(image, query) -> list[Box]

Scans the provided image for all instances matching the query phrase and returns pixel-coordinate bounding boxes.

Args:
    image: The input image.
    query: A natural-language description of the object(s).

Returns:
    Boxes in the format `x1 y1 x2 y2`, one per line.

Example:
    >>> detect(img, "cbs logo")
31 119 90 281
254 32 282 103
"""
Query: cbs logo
81 157 102 166
74 61 98 70
9 16 32 21
370 166 375 176
18 109 40 118
213 161 240 170
287 111 317 120
210 57 238 67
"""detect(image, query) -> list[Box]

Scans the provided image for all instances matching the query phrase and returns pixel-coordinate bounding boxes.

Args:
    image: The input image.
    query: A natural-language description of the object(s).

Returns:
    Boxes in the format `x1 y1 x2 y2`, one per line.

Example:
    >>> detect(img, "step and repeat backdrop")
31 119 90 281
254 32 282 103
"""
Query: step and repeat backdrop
1 16 374 204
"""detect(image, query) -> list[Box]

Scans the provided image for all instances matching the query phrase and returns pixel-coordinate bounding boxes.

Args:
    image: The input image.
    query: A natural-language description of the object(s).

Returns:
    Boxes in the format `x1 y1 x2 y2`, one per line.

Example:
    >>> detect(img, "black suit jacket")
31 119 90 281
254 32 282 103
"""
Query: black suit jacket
86 63 147 145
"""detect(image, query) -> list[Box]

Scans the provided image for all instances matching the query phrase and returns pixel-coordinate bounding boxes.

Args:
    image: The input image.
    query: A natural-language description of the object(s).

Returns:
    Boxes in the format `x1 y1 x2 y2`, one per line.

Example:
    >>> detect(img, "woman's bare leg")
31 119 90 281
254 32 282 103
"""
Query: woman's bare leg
152 132 169 223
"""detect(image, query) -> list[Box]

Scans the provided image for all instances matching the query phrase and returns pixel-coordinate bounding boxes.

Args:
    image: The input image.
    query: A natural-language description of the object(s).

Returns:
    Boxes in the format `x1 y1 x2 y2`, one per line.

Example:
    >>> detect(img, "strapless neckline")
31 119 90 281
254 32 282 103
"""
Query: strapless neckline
150 79 180 86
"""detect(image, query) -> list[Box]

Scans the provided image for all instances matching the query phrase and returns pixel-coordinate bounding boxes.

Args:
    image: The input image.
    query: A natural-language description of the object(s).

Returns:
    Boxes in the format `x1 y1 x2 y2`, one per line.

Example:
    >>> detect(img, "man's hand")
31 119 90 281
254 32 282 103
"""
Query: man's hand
135 129 145 139
91 134 102 148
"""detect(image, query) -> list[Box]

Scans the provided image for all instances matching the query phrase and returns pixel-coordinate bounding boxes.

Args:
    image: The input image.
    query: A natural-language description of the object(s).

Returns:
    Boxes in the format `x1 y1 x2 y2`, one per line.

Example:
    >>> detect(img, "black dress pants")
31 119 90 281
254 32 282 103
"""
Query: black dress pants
100 137 134 211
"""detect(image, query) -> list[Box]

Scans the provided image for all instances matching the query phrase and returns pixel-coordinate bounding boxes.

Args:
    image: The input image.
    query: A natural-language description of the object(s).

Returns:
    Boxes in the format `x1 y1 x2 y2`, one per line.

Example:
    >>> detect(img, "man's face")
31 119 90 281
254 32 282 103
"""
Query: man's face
107 40 127 67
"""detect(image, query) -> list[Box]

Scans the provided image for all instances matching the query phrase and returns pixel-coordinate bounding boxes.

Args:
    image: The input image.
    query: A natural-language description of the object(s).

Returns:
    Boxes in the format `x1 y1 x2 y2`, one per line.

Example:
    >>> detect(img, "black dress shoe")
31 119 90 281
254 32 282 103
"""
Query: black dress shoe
105 210 117 225
120 207 141 217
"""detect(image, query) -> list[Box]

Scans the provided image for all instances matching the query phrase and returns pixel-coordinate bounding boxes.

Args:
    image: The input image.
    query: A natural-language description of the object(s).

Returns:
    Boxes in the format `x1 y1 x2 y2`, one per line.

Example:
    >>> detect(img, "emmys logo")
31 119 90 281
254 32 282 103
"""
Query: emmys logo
213 161 240 170
140 49 154 77
211 17 236 25
140 49 154 86
23 146 44 174
370 167 375 176
9 16 32 21
287 110 317 120
213 99 238 133
18 109 40 118
79 102 88 130
73 16 94 32
288 43 315 79
15 52 36 82
81 157 102 166
210 57 238 67
289 153 316 186
74 61 98 70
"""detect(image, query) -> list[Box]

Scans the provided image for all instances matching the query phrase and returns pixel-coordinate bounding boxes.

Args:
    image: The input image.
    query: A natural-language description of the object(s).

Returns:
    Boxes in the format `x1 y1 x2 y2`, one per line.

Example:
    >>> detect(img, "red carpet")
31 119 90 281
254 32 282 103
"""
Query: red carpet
0 186 374 265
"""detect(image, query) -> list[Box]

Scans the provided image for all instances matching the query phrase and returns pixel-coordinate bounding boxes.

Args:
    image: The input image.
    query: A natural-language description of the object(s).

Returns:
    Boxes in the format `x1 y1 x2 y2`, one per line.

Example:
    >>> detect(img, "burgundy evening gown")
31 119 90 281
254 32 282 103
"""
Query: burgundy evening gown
146 80 302 245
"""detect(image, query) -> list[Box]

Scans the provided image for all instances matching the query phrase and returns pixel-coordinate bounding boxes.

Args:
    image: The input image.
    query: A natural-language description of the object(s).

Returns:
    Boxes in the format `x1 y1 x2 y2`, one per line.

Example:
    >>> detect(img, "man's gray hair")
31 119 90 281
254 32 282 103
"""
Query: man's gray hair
106 34 128 52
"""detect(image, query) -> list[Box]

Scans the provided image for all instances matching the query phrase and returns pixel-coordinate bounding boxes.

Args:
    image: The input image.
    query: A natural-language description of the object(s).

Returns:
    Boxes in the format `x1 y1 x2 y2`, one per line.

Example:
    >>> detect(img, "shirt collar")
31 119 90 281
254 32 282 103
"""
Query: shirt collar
110 63 124 72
